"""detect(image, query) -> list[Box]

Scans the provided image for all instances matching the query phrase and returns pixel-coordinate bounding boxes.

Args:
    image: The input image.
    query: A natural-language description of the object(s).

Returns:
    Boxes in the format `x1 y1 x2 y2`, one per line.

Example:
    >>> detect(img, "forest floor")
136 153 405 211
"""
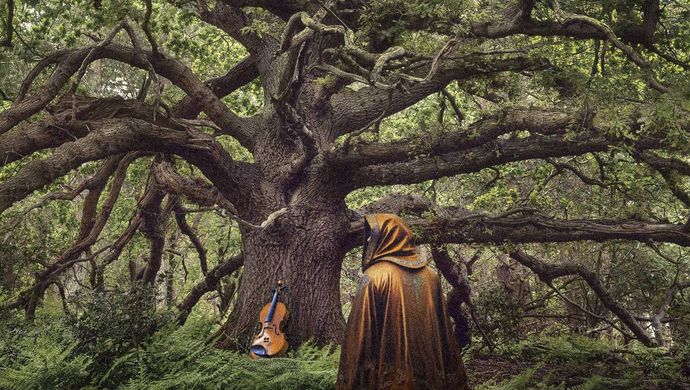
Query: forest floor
466 351 690 389
3 311 690 389
467 355 534 386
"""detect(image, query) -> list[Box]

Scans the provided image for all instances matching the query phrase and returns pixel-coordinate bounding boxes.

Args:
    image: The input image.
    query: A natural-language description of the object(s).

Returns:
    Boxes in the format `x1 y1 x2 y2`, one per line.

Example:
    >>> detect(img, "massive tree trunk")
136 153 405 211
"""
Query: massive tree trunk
213 115 354 346
216 201 351 348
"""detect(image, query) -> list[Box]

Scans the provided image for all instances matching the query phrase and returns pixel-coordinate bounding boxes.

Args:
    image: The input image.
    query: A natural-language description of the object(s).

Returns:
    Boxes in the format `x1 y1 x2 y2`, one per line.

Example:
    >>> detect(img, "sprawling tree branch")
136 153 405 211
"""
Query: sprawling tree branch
508 249 655 346
0 96 163 168
636 151 690 176
410 212 690 247
2 153 125 230
3 43 257 148
173 55 259 119
333 108 582 167
469 0 659 45
6 153 137 318
176 253 244 325
343 0 670 92
1 50 85 135
2 54 260 168
344 131 639 188
330 55 549 137
0 118 249 215
349 192 690 249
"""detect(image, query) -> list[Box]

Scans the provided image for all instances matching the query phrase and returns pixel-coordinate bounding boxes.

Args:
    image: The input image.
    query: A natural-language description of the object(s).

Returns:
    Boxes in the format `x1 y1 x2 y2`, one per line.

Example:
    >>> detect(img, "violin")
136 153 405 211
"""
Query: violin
249 280 289 358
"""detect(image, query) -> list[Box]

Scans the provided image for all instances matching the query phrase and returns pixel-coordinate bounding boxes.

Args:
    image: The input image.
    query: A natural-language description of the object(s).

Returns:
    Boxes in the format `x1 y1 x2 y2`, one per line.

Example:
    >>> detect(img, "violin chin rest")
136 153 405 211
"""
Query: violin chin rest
250 345 268 357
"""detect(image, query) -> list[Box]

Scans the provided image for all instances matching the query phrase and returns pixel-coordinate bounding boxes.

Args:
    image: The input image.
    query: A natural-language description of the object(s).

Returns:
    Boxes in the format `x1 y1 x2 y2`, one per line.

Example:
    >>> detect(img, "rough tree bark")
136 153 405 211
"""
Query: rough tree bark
217 207 351 347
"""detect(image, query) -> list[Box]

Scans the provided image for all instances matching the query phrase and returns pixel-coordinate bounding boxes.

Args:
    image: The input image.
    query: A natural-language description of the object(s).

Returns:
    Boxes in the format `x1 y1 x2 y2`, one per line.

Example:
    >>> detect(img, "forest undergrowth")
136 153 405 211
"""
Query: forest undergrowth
1 301 688 390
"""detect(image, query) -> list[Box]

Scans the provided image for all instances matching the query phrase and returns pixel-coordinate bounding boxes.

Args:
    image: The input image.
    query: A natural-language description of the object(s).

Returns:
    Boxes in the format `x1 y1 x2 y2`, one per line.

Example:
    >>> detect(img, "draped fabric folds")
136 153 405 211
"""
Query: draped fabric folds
337 214 469 390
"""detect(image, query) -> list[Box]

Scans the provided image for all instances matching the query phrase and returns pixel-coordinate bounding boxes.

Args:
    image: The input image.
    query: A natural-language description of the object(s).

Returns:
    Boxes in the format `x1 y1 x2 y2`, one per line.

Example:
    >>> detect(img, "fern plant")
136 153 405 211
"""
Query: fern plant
0 333 91 390
117 319 339 389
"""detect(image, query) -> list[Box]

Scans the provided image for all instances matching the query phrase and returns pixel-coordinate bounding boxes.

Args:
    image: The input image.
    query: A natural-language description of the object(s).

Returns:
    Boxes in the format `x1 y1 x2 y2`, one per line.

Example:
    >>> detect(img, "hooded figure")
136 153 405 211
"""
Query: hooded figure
336 214 469 390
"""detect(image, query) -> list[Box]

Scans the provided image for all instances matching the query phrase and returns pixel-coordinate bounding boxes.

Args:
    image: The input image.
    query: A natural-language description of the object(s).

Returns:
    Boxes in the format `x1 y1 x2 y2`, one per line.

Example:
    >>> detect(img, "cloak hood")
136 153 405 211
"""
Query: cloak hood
361 213 430 270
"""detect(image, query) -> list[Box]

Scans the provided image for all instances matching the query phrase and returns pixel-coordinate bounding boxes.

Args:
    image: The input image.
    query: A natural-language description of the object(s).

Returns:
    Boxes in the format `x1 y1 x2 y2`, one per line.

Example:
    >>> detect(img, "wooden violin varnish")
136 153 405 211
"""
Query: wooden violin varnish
249 280 289 358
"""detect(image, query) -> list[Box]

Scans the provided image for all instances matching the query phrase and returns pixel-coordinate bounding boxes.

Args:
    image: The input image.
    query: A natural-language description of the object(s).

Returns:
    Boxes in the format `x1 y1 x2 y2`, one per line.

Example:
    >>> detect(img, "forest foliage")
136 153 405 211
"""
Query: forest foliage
1 304 689 389
1 0 690 388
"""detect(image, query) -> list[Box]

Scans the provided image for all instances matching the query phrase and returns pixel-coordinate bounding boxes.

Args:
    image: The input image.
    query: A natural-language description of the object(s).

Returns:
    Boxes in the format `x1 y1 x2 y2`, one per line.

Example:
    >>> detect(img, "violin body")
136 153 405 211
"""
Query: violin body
249 282 289 358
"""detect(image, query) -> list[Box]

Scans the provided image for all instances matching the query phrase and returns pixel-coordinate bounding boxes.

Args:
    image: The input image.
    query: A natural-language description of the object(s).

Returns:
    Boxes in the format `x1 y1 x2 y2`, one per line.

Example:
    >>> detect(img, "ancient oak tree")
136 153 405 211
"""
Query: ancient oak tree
1 0 688 350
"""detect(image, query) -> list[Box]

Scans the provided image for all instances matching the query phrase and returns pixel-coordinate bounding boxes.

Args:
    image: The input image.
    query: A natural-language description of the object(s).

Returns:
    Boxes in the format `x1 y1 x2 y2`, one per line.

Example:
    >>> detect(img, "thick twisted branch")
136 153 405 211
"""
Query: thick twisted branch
345 132 625 188
331 55 549 137
0 118 248 215
0 97 164 168
508 250 654 346
176 253 244 325
173 55 259 119
333 108 581 167
410 213 690 247
3 43 255 148
348 193 690 250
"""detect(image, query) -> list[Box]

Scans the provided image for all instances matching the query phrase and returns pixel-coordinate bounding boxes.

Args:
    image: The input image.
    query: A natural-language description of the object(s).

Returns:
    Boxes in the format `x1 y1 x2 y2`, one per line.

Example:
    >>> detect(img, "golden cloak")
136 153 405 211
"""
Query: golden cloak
337 214 469 390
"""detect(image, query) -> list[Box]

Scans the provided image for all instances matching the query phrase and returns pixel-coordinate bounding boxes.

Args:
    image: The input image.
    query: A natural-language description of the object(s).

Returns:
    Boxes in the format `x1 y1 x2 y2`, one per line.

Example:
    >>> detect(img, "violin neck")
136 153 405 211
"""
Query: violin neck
265 288 280 322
